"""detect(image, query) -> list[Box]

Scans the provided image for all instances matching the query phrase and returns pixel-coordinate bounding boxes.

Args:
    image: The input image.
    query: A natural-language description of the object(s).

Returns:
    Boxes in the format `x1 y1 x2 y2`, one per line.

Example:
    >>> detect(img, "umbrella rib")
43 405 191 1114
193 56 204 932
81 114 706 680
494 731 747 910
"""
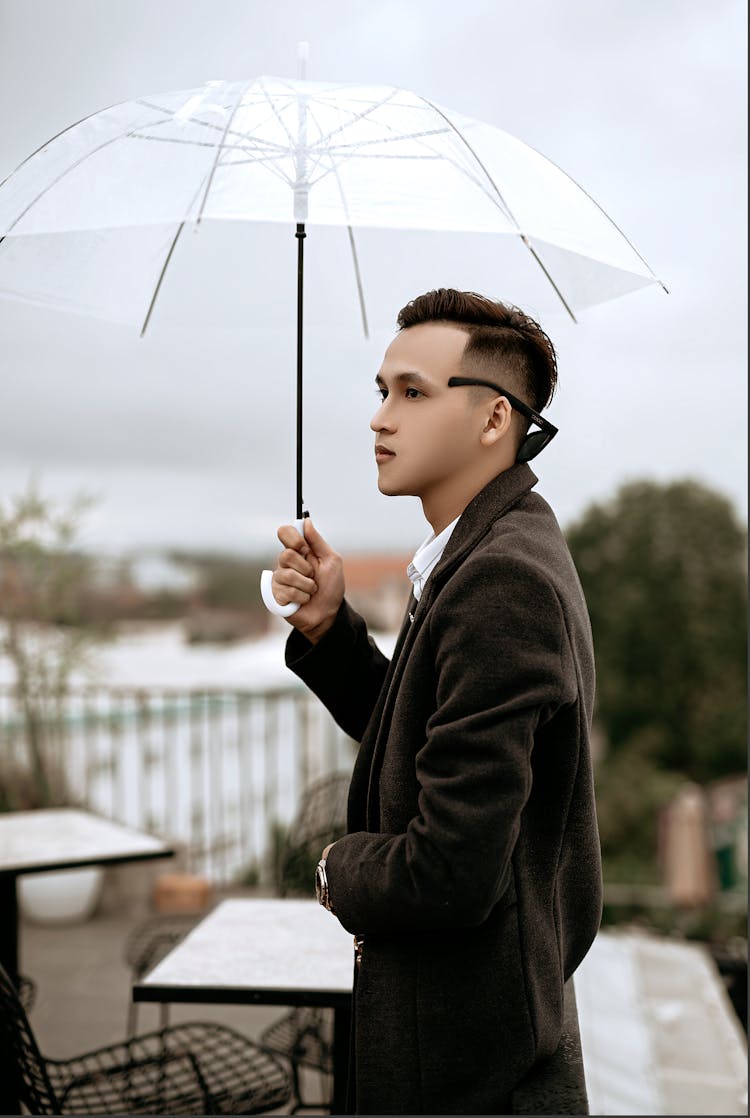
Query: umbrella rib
0 97 133 191
138 220 187 336
135 95 295 156
0 105 252 237
139 173 211 335
227 149 295 185
303 102 369 338
194 84 252 224
303 86 519 213
127 127 296 189
301 126 453 184
287 86 415 182
414 94 519 226
516 143 669 293
345 222 369 338
256 78 299 155
518 236 578 323
303 140 505 213
128 130 293 159
414 93 581 319
301 108 507 210
296 98 444 194
270 75 395 142
318 125 452 153
304 87 403 151
1 130 149 236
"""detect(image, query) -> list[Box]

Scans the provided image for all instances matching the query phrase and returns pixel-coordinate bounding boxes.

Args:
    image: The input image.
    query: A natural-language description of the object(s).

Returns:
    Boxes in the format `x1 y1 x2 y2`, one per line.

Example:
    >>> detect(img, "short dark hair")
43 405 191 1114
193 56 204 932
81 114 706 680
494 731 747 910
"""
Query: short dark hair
396 289 557 411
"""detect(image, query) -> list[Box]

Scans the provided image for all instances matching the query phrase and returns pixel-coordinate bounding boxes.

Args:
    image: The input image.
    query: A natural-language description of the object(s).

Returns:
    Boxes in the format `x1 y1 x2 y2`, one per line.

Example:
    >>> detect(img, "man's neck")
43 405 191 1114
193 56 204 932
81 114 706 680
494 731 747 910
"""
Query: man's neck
422 462 513 535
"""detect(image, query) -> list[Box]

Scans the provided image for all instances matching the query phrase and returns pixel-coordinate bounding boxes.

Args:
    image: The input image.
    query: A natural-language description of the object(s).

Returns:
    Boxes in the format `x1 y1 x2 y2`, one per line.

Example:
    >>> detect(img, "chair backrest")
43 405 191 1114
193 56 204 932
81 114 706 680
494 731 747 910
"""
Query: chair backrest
0 964 60 1115
277 772 350 895
123 913 200 978
288 772 351 847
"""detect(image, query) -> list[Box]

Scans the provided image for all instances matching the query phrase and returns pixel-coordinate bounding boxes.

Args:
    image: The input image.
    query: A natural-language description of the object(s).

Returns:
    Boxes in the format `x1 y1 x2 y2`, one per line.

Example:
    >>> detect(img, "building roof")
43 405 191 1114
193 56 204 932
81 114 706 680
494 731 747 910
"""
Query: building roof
341 553 411 593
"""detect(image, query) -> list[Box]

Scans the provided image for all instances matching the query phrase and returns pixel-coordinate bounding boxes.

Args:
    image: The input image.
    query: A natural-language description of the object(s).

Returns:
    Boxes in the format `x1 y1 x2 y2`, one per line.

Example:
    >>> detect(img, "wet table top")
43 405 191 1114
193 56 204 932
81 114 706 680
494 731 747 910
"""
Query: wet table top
134 897 354 1007
0 808 174 875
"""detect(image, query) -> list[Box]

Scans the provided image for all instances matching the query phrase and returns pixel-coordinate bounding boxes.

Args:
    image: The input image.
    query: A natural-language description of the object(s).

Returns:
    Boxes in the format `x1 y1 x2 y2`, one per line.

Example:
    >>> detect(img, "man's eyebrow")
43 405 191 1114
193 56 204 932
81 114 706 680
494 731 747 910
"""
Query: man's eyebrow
375 370 436 388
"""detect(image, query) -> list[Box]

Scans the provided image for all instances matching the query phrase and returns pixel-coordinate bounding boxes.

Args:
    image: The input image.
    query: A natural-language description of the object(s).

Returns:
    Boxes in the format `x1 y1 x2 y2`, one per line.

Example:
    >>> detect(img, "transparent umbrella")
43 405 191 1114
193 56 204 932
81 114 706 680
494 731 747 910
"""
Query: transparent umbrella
0 65 666 609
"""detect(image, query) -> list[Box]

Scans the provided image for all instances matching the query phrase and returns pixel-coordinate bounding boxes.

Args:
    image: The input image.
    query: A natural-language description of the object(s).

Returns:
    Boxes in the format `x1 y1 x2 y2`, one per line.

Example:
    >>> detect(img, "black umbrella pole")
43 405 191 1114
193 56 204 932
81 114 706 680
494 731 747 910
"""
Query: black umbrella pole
295 222 307 522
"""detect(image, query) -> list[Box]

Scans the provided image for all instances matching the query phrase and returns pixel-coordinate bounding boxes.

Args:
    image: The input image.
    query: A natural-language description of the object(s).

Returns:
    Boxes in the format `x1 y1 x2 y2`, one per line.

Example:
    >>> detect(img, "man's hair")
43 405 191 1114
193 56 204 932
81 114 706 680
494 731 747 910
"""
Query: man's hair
396 289 557 412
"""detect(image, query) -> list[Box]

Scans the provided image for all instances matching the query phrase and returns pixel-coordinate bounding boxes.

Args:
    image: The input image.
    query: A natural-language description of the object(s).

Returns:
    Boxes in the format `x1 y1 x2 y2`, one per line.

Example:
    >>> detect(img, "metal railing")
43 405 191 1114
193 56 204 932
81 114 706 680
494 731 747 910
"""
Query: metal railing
0 684 355 884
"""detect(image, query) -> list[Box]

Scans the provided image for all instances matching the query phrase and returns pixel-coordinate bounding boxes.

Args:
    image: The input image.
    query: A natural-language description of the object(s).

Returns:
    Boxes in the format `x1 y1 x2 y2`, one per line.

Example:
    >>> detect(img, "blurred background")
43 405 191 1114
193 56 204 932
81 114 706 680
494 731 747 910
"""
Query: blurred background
0 1 746 1114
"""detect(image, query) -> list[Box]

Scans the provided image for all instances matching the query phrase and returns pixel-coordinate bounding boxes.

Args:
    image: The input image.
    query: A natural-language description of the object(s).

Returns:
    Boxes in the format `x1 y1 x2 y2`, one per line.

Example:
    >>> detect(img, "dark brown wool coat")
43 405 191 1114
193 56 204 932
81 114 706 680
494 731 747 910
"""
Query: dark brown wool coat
286 463 603 1115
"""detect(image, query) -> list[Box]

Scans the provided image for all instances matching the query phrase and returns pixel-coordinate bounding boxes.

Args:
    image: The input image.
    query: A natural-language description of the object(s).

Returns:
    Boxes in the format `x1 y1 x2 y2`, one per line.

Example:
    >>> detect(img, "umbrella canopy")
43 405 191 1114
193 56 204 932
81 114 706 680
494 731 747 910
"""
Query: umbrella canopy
0 75 665 327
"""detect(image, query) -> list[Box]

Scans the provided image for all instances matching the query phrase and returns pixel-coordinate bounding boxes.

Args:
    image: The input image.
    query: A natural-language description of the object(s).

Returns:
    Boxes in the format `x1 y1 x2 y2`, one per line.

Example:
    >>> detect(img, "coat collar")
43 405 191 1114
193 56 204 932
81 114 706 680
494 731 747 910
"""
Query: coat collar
414 463 538 612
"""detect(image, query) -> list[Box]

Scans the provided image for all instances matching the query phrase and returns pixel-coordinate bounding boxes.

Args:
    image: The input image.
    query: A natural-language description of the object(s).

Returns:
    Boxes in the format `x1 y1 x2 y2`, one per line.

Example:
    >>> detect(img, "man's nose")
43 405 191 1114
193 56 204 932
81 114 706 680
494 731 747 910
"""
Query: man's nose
370 400 395 433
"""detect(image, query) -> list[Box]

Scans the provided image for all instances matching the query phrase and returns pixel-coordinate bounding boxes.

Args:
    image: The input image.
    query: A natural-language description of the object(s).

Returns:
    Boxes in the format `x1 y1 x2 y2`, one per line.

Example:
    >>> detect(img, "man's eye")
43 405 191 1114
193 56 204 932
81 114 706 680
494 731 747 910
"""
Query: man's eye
405 387 422 399
376 387 388 401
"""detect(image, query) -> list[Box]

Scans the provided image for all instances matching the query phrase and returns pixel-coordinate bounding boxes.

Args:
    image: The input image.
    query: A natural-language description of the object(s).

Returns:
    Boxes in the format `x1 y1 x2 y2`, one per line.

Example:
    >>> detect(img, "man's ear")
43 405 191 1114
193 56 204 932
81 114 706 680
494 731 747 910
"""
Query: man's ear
479 396 513 447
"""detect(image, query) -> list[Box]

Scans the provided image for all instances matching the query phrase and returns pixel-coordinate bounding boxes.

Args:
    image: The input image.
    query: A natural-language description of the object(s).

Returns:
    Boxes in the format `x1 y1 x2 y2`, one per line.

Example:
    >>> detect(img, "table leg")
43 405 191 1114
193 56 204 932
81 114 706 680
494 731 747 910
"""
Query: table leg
0 875 19 984
331 1002 352 1115
0 874 21 1114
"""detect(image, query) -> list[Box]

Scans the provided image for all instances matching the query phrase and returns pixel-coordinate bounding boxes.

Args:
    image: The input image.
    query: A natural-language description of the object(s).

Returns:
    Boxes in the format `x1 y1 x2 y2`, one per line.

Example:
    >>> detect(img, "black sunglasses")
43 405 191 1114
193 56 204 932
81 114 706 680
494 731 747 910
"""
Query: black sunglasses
447 376 558 462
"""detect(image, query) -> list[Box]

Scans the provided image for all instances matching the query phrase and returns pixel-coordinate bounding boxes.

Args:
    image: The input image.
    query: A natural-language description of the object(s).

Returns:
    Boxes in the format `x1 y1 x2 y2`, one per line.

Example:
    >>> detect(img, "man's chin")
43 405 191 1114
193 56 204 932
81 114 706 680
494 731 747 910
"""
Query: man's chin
377 478 414 498
377 479 396 495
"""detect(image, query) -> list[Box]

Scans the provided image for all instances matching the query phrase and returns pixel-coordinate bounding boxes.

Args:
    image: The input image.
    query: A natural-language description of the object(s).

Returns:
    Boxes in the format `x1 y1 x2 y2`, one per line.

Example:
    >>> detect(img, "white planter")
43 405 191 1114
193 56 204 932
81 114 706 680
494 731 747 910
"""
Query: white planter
19 865 104 925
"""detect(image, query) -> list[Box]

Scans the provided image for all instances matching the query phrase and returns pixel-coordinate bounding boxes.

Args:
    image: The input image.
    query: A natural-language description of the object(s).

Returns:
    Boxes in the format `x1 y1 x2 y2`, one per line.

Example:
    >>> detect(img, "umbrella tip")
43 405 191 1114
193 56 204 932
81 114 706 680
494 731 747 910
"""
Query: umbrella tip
297 41 309 80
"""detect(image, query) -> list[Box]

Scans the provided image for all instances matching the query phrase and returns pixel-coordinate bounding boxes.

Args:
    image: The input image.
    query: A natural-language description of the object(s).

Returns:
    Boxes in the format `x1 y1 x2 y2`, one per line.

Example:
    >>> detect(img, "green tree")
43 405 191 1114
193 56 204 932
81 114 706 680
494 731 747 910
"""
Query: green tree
0 483 106 808
566 479 747 782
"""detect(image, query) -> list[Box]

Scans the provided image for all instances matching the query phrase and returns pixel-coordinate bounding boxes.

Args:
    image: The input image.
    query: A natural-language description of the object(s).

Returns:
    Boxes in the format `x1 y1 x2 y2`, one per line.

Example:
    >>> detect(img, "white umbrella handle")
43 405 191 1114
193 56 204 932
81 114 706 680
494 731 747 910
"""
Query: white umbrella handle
260 517 306 617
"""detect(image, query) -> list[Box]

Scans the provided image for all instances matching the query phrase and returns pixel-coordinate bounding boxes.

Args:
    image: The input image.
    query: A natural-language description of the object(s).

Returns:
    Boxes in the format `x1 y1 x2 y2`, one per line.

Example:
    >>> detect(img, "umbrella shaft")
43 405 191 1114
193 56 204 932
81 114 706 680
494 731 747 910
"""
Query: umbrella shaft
296 222 306 521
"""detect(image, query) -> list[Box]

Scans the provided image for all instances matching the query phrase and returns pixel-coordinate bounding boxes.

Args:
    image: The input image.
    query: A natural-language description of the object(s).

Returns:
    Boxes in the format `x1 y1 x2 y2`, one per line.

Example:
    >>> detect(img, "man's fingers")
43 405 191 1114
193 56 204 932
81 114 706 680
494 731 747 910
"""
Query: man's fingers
272 568 317 602
303 517 335 558
278 547 314 577
273 584 312 606
277 523 309 555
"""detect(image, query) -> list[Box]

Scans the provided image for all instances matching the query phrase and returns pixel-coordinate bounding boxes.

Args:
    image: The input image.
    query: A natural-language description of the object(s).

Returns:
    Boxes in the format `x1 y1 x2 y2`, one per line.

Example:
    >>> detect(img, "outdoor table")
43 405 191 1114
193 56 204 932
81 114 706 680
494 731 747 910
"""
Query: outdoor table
0 808 174 1115
0 807 175 983
134 897 355 1114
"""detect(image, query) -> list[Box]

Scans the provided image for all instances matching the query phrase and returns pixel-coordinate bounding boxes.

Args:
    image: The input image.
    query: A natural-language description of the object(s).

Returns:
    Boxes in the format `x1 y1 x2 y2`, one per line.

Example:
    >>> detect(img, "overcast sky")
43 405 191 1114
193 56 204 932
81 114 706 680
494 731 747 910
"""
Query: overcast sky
0 0 746 557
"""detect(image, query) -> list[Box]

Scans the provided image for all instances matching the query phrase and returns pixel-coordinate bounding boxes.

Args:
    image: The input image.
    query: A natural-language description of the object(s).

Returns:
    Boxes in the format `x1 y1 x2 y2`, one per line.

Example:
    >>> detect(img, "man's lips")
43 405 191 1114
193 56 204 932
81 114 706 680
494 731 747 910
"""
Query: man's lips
375 445 396 463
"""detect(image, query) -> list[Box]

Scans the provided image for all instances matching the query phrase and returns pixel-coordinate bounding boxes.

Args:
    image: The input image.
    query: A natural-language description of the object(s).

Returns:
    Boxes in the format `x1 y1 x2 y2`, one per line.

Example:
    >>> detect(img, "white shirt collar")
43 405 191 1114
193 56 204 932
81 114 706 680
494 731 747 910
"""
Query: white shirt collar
406 516 460 602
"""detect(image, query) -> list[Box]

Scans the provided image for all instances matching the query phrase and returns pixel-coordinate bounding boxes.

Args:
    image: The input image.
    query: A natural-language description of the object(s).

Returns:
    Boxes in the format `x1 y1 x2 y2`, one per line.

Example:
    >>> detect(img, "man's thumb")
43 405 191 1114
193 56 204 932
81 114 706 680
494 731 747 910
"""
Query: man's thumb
303 517 333 556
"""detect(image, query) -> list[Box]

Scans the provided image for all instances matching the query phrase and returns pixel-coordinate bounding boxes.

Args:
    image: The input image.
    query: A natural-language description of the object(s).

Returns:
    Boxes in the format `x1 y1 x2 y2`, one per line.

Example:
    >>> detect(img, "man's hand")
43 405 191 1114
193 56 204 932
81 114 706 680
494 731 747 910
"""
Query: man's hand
271 518 345 643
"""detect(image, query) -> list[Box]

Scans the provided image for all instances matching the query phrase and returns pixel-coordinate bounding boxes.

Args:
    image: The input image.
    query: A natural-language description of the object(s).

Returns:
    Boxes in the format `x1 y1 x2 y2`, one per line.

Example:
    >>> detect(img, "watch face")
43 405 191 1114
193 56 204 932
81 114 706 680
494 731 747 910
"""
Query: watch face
315 862 326 904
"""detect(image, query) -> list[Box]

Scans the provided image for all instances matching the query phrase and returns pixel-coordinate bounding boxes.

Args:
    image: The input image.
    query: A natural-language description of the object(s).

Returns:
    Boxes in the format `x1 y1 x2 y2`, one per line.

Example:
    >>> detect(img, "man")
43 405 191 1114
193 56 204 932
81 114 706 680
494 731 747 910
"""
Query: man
270 289 602 1115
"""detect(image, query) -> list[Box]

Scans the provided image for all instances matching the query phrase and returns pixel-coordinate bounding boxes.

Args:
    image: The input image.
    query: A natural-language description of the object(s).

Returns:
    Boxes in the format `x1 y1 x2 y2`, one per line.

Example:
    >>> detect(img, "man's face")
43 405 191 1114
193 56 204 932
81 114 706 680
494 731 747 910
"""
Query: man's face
371 322 489 502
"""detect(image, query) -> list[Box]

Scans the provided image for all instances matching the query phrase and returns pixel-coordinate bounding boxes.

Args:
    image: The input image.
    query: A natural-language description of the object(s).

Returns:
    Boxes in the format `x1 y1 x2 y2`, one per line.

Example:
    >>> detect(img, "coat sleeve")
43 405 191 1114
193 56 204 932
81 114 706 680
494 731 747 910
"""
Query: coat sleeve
285 599 391 743
325 555 575 933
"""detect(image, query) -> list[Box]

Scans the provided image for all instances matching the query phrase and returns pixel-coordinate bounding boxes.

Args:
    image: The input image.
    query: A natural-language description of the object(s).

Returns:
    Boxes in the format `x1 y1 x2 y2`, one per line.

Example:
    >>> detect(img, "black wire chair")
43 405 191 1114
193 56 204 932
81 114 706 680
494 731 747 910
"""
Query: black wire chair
261 1006 334 1114
276 771 351 897
0 962 292 1115
17 972 37 1013
262 771 350 1112
123 912 202 1035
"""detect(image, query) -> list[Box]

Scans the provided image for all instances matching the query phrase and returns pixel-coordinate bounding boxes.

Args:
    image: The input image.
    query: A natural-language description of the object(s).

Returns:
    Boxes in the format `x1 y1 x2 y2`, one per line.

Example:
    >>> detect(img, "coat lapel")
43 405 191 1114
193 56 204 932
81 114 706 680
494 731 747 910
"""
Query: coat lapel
346 591 417 832
363 464 539 828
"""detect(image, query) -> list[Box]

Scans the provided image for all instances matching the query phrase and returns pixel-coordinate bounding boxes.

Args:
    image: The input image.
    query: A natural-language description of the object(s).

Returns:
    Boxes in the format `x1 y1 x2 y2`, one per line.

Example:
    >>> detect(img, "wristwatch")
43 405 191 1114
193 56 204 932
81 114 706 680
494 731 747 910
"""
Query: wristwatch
315 857 334 912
